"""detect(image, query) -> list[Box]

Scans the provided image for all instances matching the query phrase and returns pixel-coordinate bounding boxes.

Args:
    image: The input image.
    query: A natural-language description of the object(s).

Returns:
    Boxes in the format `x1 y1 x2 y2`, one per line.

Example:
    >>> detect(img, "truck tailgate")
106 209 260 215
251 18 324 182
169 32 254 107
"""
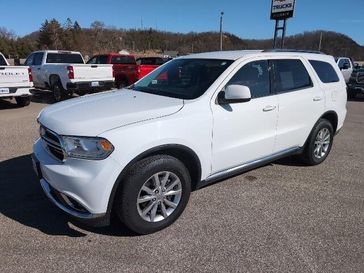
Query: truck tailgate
72 64 113 81
0 66 32 88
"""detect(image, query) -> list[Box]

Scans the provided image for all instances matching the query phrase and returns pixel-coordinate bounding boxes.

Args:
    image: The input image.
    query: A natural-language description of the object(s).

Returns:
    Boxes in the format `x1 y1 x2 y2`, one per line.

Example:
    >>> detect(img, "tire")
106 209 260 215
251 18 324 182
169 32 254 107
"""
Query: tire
115 79 128 89
300 119 334 166
52 80 65 102
15 96 31 107
115 155 191 234
347 89 356 99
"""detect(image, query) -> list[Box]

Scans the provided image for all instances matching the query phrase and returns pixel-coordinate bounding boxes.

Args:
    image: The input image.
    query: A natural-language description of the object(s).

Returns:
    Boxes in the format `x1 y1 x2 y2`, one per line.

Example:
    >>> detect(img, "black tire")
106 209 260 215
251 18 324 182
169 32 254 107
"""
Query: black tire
15 96 31 107
347 89 356 99
115 155 191 234
300 119 334 166
115 78 128 89
52 80 65 102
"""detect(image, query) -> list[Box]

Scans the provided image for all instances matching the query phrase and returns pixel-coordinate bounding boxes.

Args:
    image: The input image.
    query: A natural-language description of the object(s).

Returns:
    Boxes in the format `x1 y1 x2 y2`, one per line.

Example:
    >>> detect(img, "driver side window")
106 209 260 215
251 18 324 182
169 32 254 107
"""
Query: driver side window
227 60 270 99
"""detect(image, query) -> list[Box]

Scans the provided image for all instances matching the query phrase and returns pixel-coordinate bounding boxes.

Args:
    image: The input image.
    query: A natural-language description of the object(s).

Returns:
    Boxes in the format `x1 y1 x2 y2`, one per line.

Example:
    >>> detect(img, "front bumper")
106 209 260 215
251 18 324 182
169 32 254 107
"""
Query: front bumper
32 139 121 226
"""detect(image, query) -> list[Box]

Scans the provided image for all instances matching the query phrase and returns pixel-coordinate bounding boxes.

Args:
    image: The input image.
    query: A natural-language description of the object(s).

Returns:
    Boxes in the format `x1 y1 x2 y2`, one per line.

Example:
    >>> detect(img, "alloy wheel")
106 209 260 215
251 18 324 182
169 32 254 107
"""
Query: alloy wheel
137 171 182 222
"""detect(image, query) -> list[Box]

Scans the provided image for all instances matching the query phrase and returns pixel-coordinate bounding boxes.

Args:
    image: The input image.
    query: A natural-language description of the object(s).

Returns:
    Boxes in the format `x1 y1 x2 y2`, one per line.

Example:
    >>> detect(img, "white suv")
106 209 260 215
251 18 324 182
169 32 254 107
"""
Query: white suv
32 50 347 234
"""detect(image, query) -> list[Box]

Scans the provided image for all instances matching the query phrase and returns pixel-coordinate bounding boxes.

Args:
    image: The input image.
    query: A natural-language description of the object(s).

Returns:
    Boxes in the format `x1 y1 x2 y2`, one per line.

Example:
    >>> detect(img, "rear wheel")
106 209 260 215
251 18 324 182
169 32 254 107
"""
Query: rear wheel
300 119 334 166
115 155 191 234
15 96 31 107
52 81 65 102
115 78 128 89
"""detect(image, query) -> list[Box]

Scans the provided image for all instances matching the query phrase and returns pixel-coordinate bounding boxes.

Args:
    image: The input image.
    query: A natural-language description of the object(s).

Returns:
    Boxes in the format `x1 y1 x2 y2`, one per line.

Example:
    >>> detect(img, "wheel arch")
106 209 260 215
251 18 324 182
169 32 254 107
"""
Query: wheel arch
303 110 338 149
107 144 202 216
320 110 338 133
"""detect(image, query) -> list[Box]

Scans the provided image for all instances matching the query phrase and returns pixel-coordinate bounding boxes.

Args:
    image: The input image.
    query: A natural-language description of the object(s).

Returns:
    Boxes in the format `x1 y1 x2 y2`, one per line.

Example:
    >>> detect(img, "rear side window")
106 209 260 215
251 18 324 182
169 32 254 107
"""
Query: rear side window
227 60 270 99
33 53 44 65
272 59 312 93
137 58 157 65
309 60 340 83
111 56 136 64
46 53 84 64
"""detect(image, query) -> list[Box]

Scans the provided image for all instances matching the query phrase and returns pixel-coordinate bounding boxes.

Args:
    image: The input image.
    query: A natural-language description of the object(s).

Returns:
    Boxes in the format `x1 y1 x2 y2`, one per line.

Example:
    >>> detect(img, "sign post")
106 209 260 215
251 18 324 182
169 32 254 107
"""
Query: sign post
271 0 295 48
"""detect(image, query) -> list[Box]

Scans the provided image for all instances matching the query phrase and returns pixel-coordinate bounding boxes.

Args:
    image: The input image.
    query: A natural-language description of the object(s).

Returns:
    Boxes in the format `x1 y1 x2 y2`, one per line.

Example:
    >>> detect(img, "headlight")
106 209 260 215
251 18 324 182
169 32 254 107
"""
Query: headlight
61 136 114 160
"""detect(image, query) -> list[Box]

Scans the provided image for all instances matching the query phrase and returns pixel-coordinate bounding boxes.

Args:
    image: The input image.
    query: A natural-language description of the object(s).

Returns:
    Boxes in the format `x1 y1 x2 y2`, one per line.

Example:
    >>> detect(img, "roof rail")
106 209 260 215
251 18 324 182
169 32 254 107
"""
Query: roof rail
263 49 326 55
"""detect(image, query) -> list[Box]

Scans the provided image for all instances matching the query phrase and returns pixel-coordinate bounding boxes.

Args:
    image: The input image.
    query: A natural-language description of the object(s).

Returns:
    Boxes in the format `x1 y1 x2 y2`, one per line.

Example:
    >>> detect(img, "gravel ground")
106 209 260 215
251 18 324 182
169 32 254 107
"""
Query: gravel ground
0 92 363 273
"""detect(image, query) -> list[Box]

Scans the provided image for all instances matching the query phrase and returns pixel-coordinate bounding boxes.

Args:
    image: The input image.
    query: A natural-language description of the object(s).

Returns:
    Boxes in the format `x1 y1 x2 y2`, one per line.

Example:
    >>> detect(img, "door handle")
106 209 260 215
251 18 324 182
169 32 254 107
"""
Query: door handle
313 96 322 101
263 105 276 112
37 68 41 70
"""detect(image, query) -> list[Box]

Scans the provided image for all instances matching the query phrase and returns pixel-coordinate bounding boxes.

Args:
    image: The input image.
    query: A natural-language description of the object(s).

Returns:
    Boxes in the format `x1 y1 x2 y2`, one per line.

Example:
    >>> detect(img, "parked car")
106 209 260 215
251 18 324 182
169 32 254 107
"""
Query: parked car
335 57 354 83
0 52 33 107
347 68 364 98
32 50 347 234
136 57 172 79
87 53 139 89
25 50 114 102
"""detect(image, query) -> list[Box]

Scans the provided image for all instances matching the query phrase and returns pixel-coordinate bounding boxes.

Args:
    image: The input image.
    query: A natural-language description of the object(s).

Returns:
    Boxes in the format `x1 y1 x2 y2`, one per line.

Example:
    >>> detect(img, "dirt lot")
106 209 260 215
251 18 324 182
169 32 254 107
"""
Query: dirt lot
0 92 363 273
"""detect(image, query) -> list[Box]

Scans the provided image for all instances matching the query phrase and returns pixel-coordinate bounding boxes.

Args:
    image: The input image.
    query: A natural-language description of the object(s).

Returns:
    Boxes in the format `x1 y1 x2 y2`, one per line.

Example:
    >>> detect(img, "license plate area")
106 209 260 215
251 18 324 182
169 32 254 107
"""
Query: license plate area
91 81 100 87
0 88 10 94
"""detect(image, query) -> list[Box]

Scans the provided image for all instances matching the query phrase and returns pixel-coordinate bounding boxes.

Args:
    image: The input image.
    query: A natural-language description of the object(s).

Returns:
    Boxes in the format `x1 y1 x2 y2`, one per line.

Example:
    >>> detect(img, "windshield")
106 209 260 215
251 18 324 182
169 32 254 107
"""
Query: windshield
132 58 233 99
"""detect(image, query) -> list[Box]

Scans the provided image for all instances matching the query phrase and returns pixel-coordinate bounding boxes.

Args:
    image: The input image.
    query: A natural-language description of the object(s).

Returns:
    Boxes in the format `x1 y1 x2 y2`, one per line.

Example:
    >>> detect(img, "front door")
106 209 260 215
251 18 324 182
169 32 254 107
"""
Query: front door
211 60 278 174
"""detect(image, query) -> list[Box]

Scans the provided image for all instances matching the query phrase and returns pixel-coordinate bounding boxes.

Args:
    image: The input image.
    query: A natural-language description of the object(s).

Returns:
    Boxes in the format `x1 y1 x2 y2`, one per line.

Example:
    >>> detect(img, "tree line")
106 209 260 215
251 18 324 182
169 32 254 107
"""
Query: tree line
0 18 363 60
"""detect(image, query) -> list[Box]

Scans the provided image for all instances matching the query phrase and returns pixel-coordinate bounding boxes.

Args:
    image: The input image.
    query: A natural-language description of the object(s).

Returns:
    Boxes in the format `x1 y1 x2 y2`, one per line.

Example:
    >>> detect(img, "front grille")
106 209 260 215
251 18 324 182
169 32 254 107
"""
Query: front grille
40 126 65 161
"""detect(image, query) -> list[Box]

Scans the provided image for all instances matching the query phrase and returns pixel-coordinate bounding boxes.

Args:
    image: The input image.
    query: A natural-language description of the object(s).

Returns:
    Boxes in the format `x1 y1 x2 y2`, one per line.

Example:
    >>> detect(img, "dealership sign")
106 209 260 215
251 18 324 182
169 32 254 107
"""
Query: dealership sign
271 0 295 20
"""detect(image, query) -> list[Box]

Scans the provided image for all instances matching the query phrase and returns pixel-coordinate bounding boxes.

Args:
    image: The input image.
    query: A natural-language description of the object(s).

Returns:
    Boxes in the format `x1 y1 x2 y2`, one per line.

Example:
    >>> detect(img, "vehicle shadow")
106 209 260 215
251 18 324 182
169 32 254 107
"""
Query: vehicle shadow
0 154 135 237
30 89 55 104
0 98 19 109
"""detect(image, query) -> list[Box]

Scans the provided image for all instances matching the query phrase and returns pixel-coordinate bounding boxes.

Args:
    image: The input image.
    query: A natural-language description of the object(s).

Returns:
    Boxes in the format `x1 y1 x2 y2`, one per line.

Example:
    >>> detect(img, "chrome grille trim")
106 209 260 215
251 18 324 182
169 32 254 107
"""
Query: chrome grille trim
39 125 65 161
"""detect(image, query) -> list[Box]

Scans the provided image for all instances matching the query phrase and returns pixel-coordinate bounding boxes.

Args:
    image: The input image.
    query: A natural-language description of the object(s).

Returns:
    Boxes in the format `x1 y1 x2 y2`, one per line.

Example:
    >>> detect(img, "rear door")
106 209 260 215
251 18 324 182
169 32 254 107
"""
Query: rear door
271 58 325 152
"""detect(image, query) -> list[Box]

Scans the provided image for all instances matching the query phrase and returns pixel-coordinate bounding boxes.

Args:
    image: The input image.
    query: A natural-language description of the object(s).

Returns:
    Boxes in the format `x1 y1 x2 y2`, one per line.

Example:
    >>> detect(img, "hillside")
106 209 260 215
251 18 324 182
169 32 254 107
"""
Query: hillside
1 19 363 60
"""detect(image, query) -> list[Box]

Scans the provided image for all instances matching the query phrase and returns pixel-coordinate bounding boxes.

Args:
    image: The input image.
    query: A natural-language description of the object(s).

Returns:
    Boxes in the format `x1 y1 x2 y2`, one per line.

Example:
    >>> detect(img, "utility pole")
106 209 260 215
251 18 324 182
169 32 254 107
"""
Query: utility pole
318 32 323 51
219 11 224 51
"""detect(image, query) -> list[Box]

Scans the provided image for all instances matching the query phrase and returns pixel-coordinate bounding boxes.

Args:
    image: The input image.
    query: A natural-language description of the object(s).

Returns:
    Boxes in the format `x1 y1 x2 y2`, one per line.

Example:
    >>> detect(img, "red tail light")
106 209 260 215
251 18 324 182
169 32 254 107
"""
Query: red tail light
28 68 33 82
67 66 74 79
137 65 141 79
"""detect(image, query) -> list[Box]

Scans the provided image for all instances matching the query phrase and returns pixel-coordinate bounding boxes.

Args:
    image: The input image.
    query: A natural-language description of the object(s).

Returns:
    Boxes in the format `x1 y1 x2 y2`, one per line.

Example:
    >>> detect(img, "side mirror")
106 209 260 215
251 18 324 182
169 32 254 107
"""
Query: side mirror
218 85 252 104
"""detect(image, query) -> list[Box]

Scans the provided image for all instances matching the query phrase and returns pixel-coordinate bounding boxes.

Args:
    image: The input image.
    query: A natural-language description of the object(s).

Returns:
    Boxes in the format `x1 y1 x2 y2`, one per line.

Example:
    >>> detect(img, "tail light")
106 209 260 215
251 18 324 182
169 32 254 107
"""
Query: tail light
28 68 33 82
67 66 74 79
137 65 141 79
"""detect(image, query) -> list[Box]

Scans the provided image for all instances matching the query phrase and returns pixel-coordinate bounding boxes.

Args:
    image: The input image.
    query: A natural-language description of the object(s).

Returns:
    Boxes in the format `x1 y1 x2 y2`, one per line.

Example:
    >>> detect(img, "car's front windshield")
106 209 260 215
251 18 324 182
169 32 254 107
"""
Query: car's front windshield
131 58 233 99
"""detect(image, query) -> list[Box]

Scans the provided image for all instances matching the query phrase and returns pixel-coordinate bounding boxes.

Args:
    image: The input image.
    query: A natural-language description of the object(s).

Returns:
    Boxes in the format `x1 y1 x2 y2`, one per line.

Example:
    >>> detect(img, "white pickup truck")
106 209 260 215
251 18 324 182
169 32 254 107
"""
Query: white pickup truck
335 57 354 83
25 50 114 102
0 52 33 107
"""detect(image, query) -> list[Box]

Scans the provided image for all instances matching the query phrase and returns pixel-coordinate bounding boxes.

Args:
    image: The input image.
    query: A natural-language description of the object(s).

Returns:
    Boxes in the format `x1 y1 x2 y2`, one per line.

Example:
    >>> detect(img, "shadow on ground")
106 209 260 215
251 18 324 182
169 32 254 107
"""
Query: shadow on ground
0 154 135 237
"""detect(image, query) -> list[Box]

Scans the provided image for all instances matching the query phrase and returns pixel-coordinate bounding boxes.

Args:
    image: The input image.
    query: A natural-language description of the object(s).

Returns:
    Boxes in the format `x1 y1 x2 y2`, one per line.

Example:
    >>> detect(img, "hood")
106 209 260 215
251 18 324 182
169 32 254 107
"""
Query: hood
38 89 184 136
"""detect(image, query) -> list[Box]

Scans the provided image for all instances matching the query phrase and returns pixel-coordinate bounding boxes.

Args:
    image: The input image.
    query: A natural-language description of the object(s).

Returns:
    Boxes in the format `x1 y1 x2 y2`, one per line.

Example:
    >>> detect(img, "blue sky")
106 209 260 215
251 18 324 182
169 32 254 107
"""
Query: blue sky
1 0 363 45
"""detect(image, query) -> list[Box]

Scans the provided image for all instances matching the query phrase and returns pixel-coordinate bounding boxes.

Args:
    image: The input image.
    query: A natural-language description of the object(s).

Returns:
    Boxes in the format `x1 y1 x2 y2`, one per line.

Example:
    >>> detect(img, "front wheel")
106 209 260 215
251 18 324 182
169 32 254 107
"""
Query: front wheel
300 119 334 166
115 155 191 234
